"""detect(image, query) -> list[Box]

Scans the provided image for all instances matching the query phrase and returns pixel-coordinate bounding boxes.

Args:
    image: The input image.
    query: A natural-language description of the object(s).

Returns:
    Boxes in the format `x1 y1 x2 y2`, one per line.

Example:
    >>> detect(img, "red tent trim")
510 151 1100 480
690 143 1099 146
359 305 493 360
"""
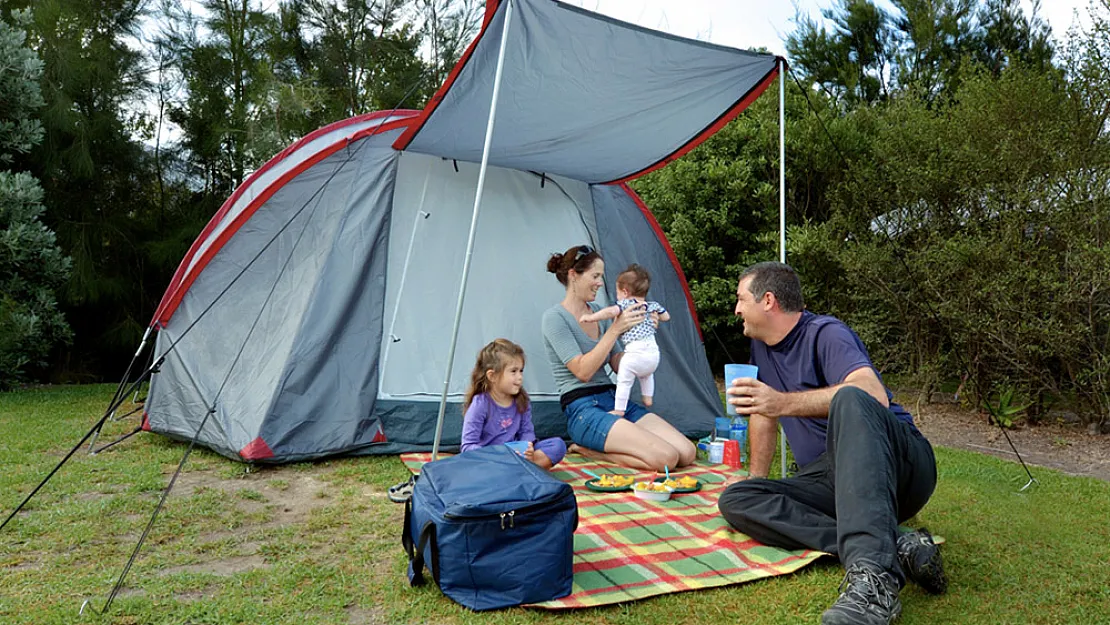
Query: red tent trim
392 0 503 151
152 115 416 327
605 63 782 185
620 183 703 340
240 437 275 461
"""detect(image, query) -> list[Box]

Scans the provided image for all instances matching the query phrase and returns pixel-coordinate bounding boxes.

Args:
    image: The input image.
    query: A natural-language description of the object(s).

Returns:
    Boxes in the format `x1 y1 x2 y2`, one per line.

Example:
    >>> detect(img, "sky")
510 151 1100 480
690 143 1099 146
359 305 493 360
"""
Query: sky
562 0 1093 56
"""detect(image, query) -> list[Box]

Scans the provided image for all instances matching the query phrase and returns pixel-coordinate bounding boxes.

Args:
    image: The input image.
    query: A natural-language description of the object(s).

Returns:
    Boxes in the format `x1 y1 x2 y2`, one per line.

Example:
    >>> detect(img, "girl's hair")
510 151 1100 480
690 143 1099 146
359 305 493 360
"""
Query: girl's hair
546 244 603 286
463 338 530 414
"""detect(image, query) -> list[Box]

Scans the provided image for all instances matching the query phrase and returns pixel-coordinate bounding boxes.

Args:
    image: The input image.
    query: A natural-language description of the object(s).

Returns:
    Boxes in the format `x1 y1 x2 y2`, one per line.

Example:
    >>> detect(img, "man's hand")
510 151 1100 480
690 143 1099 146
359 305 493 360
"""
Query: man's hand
727 377 789 418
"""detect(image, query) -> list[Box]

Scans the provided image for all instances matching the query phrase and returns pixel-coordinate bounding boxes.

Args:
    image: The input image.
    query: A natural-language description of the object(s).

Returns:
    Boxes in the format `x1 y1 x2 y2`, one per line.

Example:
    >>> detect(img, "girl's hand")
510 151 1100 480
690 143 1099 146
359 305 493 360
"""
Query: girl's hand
524 441 536 462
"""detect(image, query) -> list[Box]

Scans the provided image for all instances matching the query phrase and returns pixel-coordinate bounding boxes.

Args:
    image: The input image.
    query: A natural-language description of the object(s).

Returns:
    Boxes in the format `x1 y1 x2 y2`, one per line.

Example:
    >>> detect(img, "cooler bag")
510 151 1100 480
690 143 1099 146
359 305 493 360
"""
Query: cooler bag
402 445 578 610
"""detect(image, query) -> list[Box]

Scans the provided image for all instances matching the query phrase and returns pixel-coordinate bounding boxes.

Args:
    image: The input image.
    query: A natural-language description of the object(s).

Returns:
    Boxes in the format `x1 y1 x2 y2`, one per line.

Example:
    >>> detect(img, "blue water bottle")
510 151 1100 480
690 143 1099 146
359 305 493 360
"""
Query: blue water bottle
729 417 748 463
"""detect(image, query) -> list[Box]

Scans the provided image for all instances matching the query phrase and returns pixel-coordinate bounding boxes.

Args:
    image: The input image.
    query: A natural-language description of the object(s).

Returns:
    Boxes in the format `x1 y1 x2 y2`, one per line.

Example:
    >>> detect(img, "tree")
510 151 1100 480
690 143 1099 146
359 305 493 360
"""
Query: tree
787 0 1056 106
0 10 71 388
8 0 166 378
292 0 429 120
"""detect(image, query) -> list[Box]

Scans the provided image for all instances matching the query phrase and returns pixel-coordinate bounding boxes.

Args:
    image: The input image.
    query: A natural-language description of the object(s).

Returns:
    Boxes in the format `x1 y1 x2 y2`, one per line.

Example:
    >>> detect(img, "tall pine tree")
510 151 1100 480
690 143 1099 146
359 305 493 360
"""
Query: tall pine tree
0 9 71 388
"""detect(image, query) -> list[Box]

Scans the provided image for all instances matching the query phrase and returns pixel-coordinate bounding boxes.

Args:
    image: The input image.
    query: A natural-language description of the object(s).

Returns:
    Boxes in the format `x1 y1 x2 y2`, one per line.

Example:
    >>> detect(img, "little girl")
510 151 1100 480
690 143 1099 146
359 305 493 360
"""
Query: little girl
460 339 567 469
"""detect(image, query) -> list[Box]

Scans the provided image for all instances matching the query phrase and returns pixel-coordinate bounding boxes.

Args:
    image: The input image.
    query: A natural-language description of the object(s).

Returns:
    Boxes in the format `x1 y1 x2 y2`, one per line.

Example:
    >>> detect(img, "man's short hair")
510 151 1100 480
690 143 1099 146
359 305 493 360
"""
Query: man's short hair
739 262 804 313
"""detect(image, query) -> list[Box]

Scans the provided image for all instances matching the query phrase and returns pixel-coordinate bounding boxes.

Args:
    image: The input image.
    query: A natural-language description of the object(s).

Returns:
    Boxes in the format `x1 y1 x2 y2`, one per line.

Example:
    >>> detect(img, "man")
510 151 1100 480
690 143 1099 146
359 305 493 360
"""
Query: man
718 262 946 625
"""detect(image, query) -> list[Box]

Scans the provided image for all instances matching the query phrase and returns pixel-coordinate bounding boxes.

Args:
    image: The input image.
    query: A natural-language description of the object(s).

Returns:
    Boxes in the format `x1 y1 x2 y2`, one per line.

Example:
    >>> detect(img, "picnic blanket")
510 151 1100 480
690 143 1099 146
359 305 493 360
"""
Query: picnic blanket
399 452 826 609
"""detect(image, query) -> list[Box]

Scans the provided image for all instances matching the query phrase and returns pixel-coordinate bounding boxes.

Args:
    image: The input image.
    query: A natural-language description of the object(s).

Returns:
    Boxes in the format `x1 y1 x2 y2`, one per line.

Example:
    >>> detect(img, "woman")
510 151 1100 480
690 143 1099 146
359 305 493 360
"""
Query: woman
541 244 695 471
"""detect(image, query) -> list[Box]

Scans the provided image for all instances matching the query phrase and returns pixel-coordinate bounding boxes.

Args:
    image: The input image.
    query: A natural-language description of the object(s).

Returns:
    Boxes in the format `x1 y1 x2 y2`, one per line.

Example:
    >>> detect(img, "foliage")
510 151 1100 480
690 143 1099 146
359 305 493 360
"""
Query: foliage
787 0 1055 106
0 10 71 389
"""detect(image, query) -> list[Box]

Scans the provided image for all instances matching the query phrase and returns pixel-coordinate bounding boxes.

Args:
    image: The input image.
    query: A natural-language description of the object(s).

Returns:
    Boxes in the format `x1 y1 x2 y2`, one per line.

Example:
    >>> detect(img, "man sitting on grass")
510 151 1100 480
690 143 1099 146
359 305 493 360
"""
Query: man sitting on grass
718 262 946 625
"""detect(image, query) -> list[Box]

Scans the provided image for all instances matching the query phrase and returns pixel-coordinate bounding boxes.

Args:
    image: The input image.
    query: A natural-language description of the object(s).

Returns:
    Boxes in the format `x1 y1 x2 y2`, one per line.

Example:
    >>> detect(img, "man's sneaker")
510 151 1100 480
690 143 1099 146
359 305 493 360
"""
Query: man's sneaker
897 527 947 594
821 560 902 625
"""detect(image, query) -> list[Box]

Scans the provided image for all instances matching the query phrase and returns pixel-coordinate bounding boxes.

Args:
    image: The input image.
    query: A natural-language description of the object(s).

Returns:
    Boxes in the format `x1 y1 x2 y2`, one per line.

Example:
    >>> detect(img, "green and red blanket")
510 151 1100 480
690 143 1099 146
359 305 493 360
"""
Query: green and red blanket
399 453 825 609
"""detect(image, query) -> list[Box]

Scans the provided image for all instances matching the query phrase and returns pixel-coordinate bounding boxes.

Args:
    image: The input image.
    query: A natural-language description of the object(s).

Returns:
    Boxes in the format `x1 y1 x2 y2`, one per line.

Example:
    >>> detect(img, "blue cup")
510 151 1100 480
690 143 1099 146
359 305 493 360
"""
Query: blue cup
724 363 759 385
504 440 529 455
724 364 759 417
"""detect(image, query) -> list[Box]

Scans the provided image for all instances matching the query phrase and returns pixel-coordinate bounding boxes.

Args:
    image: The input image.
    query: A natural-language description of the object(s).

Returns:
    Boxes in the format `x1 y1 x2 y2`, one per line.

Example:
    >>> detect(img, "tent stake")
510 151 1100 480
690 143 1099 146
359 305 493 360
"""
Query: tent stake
431 0 515 461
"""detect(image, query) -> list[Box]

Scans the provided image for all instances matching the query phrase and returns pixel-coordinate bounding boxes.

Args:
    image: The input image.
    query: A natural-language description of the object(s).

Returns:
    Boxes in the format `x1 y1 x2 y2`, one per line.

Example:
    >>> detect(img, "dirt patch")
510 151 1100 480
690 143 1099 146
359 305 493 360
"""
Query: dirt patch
158 554 268 577
170 471 330 527
346 605 387 625
911 400 1110 482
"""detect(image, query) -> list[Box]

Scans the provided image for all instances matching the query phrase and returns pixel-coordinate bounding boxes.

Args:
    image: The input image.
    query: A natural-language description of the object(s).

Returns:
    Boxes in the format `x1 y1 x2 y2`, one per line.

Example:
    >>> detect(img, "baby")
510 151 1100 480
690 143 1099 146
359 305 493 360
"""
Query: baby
579 264 670 416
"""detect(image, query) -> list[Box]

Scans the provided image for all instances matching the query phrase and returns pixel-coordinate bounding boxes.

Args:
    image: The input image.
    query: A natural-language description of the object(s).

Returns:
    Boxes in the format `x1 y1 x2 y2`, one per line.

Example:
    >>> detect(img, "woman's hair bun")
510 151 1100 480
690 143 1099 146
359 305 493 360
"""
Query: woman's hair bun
546 253 564 274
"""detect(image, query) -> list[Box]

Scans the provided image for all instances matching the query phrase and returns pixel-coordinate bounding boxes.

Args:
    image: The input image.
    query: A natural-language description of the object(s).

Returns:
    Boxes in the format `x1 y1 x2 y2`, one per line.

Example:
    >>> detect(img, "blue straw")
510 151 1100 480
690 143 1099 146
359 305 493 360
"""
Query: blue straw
664 465 670 480
583 469 602 480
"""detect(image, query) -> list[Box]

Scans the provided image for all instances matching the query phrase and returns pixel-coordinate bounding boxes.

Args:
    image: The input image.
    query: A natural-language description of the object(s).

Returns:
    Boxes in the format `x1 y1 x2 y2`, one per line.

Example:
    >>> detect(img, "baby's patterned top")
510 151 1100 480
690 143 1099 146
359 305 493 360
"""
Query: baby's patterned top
617 298 667 344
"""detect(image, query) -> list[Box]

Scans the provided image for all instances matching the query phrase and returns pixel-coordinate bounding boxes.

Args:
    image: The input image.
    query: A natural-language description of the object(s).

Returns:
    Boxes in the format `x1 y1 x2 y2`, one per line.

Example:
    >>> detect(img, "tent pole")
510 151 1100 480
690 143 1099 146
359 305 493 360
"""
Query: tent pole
430 0 514 461
379 171 433 387
778 58 788 479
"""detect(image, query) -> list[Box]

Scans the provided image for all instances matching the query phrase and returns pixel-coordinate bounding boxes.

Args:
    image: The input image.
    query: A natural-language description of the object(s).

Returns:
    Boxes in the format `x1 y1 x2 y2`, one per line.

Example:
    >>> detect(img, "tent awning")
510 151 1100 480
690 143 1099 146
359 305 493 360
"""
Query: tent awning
394 0 780 184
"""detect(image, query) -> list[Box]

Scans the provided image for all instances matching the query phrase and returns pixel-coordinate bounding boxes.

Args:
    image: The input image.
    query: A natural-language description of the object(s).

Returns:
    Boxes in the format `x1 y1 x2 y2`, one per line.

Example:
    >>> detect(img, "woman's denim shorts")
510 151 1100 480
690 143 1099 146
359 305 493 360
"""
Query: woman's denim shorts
564 388 650 451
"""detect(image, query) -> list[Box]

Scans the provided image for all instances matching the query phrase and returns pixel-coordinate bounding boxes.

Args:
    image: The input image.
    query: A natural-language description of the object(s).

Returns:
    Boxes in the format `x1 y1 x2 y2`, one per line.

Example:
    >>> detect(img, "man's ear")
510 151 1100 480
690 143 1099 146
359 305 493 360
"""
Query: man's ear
763 291 778 312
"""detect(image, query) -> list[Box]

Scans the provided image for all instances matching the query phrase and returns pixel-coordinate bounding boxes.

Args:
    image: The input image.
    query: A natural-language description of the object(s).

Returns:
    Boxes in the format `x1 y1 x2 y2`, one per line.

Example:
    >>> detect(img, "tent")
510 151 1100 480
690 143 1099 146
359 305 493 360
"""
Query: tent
138 0 785 464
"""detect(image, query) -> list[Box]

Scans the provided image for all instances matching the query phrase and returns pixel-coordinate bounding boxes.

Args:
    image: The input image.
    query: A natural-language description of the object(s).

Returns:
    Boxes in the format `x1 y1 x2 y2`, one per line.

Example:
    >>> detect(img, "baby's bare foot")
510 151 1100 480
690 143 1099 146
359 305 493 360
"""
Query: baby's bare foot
643 396 653 407
609 409 625 417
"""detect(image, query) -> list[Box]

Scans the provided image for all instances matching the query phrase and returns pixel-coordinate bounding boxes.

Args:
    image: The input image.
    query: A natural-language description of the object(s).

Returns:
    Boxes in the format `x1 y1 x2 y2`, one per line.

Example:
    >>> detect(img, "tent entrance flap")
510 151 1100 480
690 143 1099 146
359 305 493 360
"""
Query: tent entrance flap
378 154 594 401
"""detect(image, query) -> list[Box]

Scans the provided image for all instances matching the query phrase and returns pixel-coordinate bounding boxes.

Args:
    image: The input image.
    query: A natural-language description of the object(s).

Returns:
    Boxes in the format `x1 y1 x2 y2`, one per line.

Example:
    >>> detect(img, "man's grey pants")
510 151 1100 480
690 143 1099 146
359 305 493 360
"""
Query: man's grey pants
718 387 937 581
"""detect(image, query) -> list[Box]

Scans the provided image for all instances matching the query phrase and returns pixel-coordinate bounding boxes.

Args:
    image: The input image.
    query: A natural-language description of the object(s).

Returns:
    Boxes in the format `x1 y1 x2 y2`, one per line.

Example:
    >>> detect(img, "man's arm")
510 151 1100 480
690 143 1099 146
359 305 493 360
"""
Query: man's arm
726 367 887 482
728 366 889 419
744 413 778 479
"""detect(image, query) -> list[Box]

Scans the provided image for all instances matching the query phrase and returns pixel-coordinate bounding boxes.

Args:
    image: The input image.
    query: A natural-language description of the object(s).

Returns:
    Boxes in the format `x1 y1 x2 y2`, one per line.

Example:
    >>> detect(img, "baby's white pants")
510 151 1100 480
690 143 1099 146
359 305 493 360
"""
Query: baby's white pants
615 338 660 412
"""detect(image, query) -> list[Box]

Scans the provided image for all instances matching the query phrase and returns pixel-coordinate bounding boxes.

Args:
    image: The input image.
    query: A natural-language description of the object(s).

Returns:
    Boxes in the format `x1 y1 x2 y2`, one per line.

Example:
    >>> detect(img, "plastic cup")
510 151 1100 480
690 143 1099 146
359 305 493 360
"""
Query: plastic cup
724 363 759 385
709 440 724 464
722 439 742 468
504 441 529 455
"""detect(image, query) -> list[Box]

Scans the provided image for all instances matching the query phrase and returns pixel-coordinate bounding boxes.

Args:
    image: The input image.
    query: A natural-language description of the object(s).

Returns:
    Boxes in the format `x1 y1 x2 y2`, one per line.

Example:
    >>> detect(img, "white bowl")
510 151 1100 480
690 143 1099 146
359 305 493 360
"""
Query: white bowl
633 482 674 502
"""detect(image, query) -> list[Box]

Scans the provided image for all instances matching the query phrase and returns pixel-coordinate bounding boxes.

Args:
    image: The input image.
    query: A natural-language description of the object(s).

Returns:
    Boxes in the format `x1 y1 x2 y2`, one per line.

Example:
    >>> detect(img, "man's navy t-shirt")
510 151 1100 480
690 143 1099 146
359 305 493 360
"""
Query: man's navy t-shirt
750 311 916 468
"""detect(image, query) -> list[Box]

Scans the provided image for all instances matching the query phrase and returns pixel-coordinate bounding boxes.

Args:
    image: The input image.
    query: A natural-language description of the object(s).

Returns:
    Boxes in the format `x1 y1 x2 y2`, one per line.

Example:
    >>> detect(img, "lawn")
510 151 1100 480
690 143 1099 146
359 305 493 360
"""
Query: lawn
1 385 1109 624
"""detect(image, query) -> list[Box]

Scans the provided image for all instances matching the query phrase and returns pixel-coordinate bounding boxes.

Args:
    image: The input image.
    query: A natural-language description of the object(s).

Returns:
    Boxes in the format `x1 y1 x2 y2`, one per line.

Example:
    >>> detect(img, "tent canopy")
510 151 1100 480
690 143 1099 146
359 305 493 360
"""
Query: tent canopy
396 0 780 184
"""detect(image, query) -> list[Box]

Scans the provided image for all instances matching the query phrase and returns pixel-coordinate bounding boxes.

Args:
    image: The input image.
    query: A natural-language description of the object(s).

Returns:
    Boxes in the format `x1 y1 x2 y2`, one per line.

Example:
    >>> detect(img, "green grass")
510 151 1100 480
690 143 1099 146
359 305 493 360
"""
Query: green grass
2 385 1109 624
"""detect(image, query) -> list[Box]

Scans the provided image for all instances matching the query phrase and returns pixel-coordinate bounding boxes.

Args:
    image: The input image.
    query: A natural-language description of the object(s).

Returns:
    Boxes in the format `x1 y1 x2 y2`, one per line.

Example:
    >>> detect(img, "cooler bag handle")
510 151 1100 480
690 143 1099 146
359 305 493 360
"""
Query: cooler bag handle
403 499 439 586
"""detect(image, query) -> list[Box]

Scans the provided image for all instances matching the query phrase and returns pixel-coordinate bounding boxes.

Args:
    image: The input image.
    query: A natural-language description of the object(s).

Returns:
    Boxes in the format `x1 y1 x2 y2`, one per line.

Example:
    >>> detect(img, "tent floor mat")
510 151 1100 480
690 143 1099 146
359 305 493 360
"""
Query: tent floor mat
398 452 827 609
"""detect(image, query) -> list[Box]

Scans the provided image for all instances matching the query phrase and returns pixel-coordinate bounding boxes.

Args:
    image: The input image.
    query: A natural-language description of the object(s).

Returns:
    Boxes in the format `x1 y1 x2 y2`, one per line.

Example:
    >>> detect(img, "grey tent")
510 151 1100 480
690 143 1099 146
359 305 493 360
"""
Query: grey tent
141 0 783 463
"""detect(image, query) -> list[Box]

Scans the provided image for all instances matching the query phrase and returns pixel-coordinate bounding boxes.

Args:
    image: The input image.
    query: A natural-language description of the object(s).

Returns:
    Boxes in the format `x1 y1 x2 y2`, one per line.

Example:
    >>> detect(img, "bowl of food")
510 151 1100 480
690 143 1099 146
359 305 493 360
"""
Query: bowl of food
654 475 702 493
633 481 675 502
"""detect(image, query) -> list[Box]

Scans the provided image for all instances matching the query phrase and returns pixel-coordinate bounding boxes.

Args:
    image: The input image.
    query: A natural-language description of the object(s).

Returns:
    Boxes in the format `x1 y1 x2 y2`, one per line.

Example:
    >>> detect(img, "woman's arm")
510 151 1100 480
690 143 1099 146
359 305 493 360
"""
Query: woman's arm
566 306 643 382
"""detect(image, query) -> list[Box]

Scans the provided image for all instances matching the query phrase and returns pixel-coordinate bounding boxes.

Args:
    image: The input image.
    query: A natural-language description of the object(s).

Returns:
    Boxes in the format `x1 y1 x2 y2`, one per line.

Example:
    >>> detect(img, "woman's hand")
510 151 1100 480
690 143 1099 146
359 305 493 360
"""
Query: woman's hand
609 303 646 336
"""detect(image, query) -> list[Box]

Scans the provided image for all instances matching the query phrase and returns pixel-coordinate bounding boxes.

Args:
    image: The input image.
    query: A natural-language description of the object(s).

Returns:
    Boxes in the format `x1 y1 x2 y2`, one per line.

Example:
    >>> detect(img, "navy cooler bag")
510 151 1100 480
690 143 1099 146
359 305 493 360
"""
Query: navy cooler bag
402 445 578 610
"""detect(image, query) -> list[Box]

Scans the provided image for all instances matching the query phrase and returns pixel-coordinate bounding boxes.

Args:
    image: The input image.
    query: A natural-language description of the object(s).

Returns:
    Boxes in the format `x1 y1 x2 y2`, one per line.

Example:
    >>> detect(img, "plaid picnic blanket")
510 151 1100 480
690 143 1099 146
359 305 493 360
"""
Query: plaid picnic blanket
399 452 825 609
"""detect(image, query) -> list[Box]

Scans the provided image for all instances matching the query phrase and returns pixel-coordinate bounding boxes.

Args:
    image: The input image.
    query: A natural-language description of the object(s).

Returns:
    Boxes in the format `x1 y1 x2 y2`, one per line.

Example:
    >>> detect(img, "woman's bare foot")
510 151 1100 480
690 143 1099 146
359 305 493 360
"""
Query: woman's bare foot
568 443 583 455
